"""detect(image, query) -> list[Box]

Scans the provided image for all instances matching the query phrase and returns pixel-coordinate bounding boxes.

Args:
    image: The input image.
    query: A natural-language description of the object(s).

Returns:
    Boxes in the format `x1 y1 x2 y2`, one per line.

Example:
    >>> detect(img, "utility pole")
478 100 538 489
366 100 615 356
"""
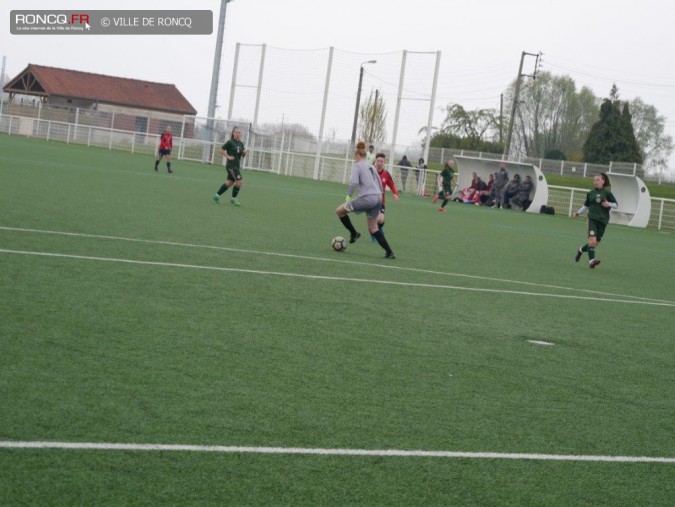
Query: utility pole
503 51 541 159
351 60 376 146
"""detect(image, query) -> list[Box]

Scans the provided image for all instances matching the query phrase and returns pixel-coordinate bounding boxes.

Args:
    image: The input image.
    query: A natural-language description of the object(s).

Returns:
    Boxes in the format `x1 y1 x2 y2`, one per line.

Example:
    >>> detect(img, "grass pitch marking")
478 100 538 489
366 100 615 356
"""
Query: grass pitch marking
1 225 673 306
1 247 674 307
527 340 555 346
1 440 674 463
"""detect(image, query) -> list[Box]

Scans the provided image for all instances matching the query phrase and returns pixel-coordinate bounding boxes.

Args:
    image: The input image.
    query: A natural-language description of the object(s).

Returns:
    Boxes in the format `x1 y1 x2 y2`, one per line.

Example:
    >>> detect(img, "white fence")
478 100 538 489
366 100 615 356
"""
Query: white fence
545 185 675 230
1 112 673 231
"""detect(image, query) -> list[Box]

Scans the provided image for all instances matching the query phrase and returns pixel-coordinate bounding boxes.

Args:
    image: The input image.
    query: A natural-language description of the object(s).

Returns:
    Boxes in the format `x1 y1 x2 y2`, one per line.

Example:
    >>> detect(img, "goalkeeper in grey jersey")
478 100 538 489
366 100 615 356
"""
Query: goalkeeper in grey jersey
335 141 396 259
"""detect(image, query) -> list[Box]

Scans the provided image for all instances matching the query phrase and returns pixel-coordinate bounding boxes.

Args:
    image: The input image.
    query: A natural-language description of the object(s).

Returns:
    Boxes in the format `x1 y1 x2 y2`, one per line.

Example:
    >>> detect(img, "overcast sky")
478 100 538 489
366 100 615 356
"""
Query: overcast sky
3 0 674 172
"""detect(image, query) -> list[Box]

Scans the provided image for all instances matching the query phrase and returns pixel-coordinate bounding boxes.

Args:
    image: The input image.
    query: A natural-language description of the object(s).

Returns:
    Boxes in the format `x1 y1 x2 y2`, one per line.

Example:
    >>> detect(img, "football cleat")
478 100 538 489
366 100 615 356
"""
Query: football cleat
590 259 601 269
575 248 583 262
349 232 361 243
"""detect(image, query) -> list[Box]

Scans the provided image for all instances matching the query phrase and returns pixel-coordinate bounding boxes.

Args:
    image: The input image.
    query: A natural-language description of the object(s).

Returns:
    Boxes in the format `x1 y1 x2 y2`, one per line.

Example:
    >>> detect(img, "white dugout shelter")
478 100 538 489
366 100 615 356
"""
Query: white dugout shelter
604 173 651 228
453 156 549 212
454 156 651 227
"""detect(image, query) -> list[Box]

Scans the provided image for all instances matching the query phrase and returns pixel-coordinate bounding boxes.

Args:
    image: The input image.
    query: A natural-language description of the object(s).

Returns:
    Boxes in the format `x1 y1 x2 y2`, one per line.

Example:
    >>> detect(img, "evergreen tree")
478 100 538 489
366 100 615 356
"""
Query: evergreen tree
582 91 642 164
618 102 643 163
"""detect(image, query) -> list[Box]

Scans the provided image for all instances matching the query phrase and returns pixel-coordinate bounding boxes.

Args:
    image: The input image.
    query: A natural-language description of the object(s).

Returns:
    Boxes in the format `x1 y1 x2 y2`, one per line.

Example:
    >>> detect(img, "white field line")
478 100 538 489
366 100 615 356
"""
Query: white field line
1 248 674 307
0 441 673 463
527 340 555 346
1 225 673 306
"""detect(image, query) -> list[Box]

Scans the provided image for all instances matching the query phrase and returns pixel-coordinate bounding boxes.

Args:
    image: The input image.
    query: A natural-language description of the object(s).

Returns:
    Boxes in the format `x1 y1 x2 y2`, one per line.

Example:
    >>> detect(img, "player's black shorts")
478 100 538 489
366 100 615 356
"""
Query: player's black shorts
587 218 607 241
226 166 242 181
158 148 172 156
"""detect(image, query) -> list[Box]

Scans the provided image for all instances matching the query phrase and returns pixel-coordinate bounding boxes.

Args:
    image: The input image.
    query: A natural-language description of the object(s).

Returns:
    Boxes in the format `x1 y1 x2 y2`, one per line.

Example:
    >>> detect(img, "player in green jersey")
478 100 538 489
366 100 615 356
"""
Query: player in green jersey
573 173 618 269
433 159 455 211
212 127 247 206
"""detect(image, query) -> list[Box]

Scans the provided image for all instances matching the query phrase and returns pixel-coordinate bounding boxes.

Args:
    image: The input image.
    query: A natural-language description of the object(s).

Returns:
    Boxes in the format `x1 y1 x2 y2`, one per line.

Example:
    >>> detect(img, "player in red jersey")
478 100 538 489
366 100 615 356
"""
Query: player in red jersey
371 152 399 241
154 125 174 173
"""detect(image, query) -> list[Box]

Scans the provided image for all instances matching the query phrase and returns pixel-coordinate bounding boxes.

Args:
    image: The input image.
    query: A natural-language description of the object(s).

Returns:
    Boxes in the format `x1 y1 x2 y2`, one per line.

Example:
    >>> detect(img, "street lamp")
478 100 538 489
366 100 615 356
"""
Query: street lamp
350 60 377 146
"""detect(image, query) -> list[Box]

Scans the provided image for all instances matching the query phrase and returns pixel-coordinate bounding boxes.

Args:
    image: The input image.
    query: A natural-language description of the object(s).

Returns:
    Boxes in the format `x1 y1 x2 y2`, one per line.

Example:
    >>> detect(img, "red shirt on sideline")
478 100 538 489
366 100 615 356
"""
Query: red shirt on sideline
378 169 398 205
159 132 173 151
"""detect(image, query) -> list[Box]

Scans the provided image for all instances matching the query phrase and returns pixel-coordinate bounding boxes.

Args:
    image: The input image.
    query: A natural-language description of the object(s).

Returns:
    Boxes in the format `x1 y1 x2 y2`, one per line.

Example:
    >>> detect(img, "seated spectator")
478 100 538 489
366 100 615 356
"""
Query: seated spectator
474 176 489 205
480 174 495 206
486 173 494 192
512 175 534 211
460 176 488 205
502 174 521 209
460 186 478 204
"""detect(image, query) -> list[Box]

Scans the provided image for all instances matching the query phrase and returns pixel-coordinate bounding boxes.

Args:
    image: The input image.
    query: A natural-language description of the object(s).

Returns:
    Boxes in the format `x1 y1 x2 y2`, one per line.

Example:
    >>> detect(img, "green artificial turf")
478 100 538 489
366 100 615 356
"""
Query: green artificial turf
1 135 674 505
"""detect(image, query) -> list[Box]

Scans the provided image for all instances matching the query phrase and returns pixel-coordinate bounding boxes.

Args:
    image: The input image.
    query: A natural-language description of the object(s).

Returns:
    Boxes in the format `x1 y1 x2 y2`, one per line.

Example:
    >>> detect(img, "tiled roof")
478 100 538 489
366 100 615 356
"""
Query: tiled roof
4 64 197 115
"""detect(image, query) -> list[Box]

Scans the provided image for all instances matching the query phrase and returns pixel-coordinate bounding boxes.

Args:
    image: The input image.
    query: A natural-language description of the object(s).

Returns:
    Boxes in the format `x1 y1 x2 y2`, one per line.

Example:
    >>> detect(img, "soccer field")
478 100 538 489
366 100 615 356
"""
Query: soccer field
1 135 674 505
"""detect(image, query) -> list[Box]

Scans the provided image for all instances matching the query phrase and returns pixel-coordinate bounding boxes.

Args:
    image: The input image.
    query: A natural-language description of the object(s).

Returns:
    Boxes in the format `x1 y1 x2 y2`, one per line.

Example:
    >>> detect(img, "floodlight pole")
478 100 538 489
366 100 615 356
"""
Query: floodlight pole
207 0 231 123
350 60 376 147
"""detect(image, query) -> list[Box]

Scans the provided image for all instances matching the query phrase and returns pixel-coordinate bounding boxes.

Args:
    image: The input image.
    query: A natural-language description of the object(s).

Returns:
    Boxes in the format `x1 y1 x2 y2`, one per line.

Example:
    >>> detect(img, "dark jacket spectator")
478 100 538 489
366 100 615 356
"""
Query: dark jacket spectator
502 174 521 208
398 155 412 189
513 175 534 210
492 162 509 208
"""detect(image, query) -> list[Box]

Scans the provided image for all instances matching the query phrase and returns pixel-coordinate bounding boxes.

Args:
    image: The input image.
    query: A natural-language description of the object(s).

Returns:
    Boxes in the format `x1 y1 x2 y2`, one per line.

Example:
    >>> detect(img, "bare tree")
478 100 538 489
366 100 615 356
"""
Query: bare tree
629 97 674 178
507 71 598 159
358 89 387 144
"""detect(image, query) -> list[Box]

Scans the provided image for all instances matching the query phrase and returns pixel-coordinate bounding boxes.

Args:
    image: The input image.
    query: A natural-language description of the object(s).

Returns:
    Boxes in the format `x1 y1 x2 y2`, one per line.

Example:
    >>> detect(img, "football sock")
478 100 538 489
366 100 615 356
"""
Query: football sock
154 160 159 169
339 215 357 235
167 162 171 171
588 247 596 260
581 244 589 252
441 198 449 207
217 184 228 195
232 186 240 198
372 229 393 255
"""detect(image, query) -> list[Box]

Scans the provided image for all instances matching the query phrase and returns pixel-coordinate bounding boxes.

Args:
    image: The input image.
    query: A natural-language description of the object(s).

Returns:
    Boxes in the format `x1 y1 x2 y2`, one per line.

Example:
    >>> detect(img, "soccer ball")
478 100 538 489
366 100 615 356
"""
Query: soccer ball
331 236 347 251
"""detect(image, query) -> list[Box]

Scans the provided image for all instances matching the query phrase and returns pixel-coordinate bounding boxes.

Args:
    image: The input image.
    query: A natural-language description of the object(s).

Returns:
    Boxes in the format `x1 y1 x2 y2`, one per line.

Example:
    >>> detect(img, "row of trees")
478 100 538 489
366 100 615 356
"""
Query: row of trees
426 72 672 176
